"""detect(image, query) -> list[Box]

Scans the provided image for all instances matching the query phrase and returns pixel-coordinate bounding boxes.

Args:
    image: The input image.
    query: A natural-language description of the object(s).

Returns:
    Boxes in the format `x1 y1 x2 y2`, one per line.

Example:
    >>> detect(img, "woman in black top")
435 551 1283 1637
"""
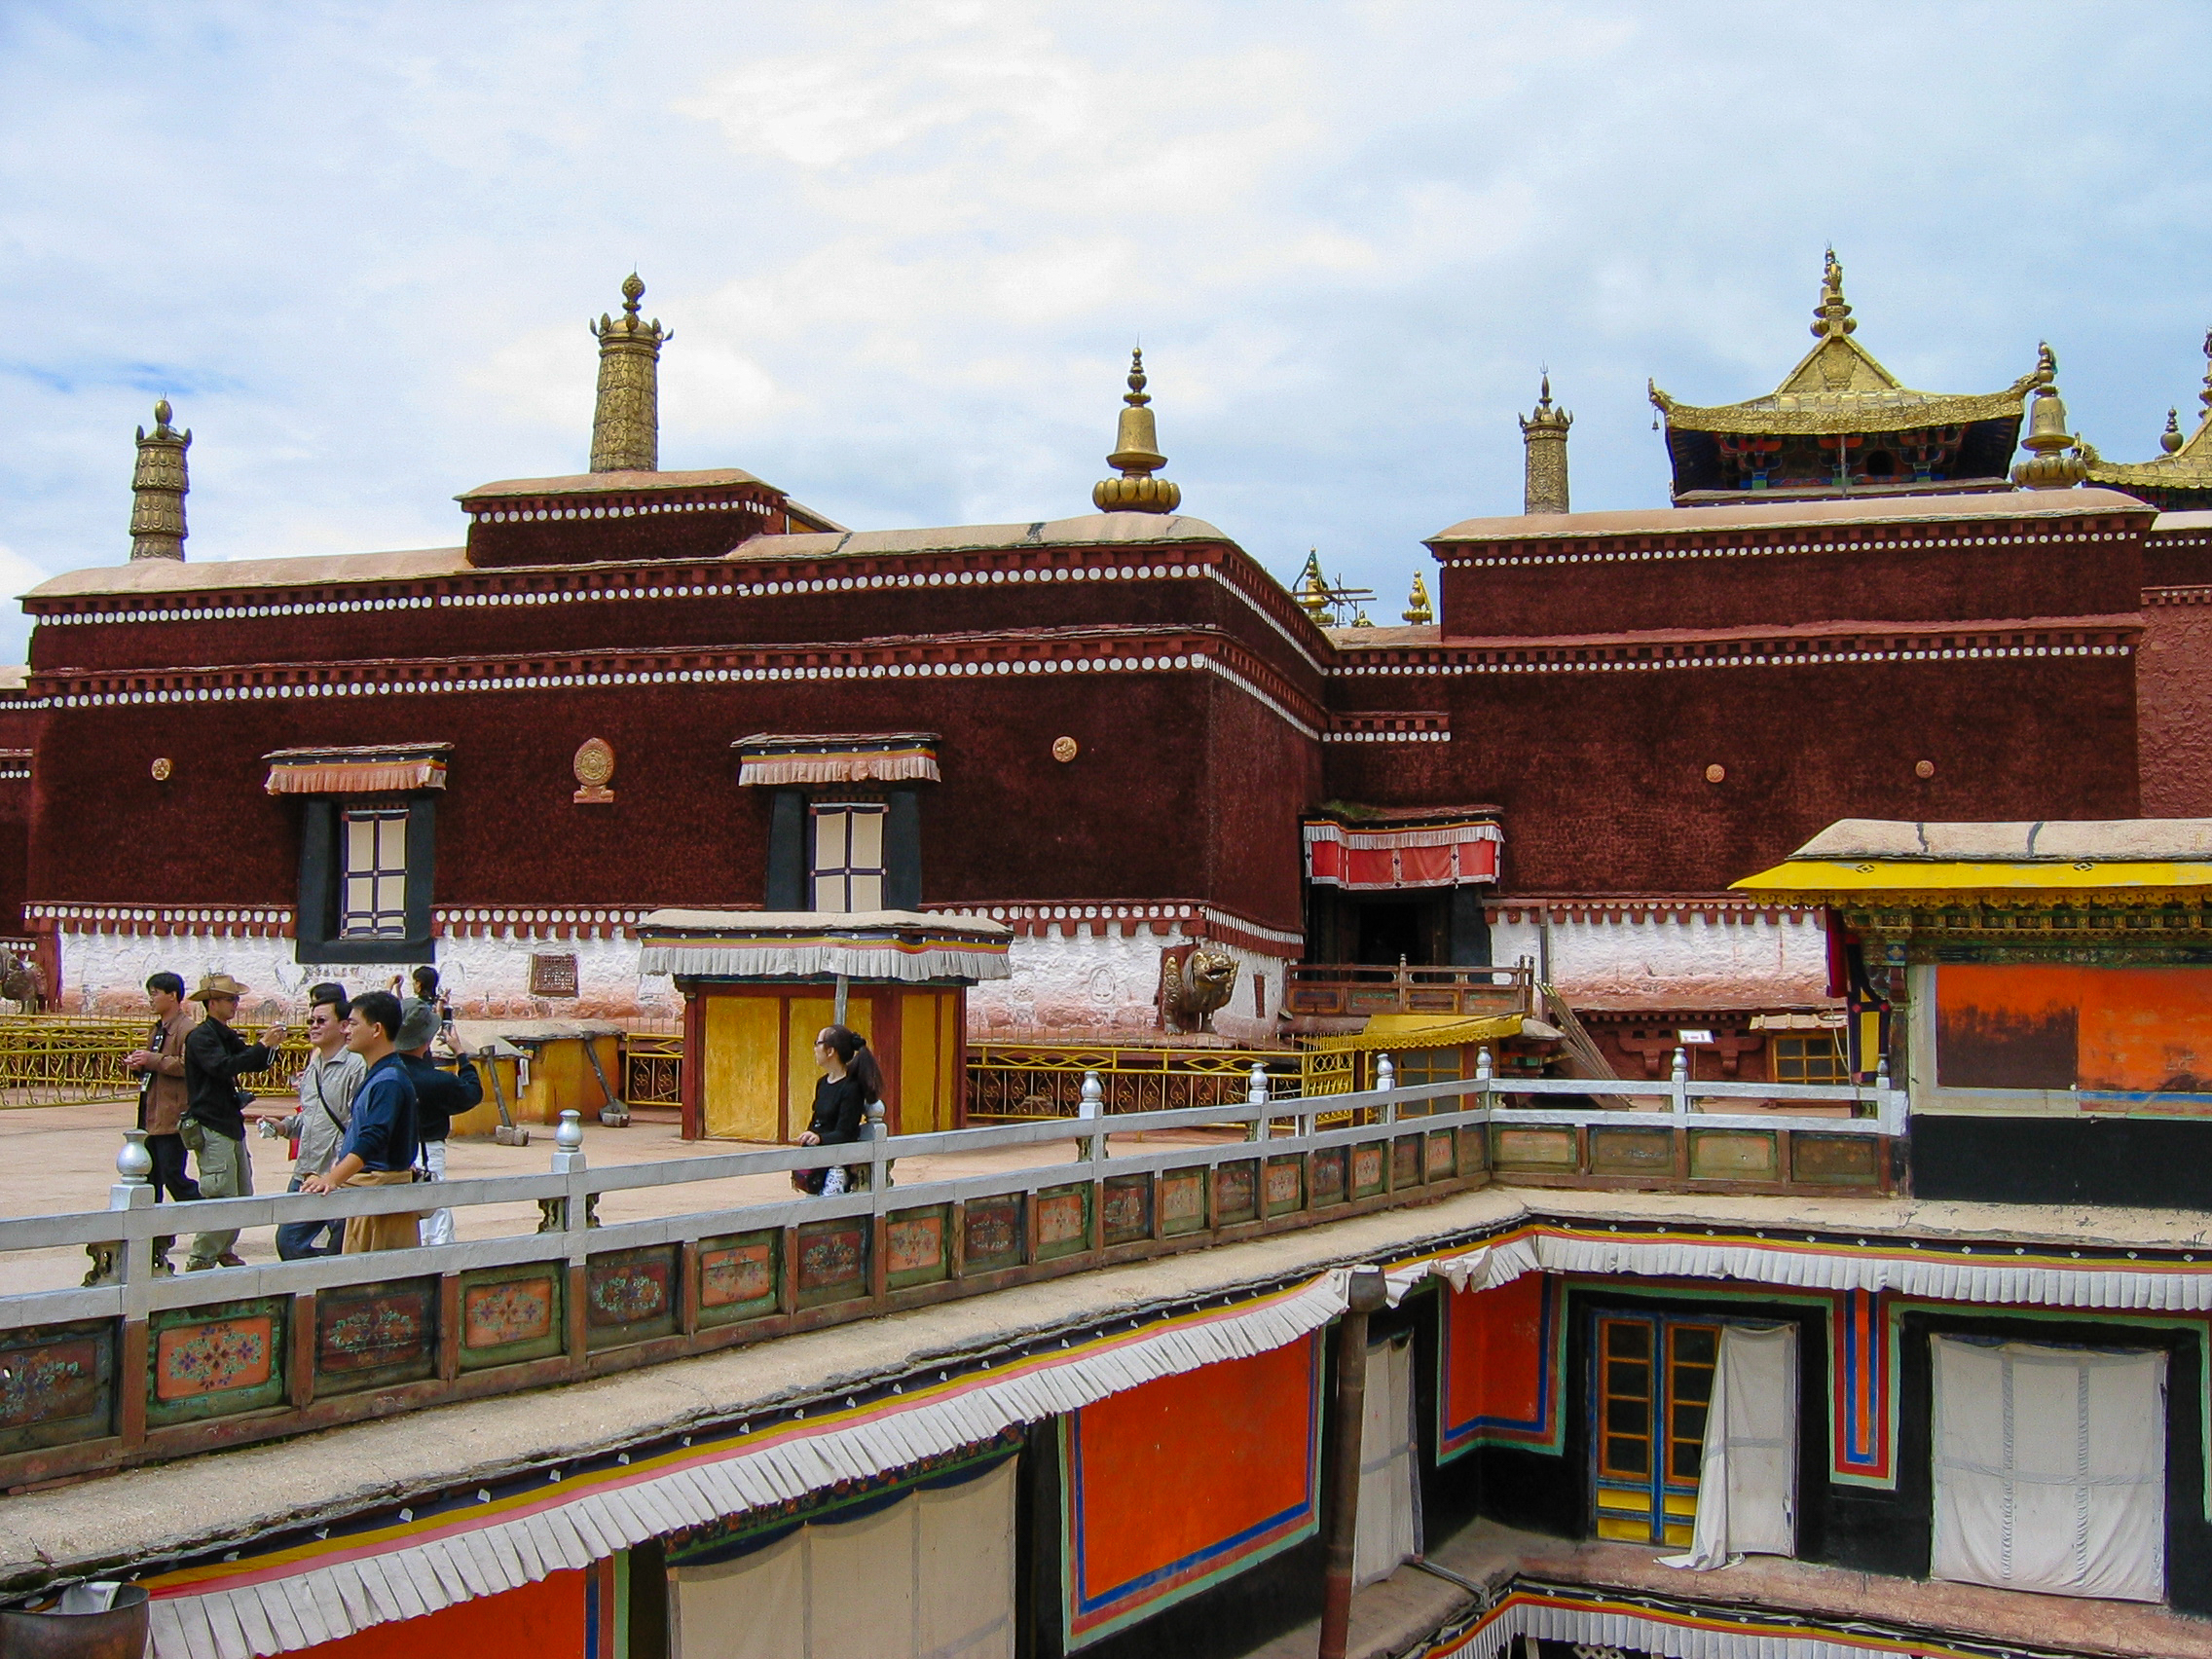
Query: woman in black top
797 1025 884 1195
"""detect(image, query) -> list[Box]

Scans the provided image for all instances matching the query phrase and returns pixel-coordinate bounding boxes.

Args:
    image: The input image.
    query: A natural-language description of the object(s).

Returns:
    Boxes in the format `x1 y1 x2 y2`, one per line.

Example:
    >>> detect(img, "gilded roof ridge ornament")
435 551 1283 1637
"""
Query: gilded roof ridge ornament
1401 571 1434 626
2011 345 2086 490
129 397 190 561
1092 347 1181 515
1520 371 1570 513
1811 246 1856 340
588 273 669 473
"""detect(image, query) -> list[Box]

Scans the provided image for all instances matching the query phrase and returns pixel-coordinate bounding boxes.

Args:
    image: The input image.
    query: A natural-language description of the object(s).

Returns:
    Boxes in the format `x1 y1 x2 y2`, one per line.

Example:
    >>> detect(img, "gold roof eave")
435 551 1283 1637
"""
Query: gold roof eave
1650 383 2036 438
2083 415 2212 492
1731 857 2212 908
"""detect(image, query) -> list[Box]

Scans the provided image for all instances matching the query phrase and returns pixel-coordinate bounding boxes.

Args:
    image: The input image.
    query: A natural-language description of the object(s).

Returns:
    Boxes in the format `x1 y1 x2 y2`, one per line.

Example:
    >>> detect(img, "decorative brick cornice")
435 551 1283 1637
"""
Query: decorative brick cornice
924 899 1303 956
2145 585 2212 608
1434 519 2139 569
1488 896 1823 926
435 906 657 941
1331 621 2136 680
1324 711 1449 743
25 624 1328 743
27 903 295 939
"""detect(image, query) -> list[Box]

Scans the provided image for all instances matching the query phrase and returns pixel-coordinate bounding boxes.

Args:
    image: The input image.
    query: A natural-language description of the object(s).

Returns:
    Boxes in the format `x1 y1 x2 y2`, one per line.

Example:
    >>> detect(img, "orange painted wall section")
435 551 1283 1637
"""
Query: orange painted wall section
1439 1274 1556 1458
1936 963 2212 1098
285 1567 587 1659
1062 1335 1320 1643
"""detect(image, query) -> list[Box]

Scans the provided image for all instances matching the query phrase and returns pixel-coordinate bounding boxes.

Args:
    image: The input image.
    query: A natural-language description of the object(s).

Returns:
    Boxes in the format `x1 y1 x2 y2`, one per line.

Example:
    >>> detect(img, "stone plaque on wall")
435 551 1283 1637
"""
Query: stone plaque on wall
530 953 579 998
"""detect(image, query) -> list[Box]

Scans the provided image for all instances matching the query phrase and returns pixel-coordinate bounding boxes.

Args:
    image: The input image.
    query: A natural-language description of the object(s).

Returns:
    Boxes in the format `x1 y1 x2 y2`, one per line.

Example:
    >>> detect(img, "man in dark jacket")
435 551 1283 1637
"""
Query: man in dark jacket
395 999 480 1246
303 990 424 1252
179 974 288 1272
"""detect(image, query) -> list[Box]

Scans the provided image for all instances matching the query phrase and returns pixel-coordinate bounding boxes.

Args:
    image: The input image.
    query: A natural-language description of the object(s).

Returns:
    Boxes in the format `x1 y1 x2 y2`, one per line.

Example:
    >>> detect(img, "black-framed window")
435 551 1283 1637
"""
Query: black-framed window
767 789 920 912
295 795 435 963
810 803 887 913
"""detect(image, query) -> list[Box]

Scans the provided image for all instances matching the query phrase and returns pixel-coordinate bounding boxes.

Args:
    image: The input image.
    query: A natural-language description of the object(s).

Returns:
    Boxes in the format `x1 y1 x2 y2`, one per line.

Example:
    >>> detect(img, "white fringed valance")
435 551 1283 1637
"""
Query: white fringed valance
145 1272 1354 1659
638 941 1010 983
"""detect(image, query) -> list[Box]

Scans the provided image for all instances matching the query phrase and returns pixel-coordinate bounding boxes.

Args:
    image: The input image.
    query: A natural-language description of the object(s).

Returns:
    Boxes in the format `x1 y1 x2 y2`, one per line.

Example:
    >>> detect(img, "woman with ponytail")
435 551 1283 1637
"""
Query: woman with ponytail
796 1024 884 1196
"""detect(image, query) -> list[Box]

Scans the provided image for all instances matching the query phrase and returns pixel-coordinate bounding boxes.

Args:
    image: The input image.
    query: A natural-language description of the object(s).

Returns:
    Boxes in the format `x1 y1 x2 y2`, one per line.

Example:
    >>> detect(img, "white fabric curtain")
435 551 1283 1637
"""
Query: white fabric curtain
1352 1332 1423 1587
1666 1324 1797 1571
1932 1338 2166 1603
671 1456 1016 1659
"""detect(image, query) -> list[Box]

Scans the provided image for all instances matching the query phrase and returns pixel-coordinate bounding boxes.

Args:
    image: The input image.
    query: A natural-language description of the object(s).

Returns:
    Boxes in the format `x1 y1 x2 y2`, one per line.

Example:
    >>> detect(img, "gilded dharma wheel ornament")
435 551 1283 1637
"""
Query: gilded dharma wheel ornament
1051 736 1079 763
1705 763 1726 784
572 738 616 804
150 757 173 782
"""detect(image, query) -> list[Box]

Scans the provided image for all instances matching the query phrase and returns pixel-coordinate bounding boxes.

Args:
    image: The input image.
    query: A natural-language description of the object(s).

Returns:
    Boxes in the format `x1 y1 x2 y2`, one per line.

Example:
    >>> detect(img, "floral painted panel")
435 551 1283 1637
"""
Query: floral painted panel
0 1326 107 1445
796 1221 866 1300
1035 1187 1090 1260
155 1316 274 1402
1102 1176 1151 1243
465 1278 556 1349
1351 1144 1386 1197
1309 1148 1347 1205
1214 1161 1258 1223
963 1198 1023 1271
1264 1157 1303 1215
886 1212 945 1278
586 1248 676 1336
316 1281 435 1381
1159 1170 1206 1235
699 1237 776 1310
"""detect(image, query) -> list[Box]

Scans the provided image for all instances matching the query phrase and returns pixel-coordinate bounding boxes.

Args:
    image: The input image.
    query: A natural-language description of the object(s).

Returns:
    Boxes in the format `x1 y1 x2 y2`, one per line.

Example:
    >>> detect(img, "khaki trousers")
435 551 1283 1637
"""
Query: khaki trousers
340 1169 426 1253
183 1124 252 1268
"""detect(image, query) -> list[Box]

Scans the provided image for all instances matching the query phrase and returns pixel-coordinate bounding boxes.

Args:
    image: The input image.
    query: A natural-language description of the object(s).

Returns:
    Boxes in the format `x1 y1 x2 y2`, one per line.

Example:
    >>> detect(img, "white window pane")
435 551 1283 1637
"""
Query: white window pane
347 816 375 871
814 809 847 867
849 807 885 870
812 871 845 914
850 872 884 912
377 815 406 869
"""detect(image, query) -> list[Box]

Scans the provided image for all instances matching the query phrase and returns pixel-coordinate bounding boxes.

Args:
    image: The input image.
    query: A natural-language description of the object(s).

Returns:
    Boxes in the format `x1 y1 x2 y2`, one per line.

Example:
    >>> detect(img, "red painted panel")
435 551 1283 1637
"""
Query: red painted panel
1439 1274 1553 1457
285 1567 586 1658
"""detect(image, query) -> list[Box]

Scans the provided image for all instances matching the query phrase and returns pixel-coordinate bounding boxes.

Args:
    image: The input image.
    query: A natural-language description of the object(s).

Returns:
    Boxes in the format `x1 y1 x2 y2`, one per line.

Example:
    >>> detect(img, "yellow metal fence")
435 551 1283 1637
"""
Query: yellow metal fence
0 1017 315 1108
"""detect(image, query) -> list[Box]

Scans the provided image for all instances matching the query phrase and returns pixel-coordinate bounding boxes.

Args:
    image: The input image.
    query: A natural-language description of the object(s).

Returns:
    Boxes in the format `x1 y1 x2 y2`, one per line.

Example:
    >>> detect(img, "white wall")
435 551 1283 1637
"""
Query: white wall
1486 908 1830 1007
964 925 1288 1044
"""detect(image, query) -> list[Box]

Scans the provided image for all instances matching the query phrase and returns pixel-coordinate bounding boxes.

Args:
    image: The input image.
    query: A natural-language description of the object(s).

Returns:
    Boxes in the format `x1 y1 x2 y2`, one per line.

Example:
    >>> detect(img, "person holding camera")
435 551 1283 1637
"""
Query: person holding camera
178 974 288 1272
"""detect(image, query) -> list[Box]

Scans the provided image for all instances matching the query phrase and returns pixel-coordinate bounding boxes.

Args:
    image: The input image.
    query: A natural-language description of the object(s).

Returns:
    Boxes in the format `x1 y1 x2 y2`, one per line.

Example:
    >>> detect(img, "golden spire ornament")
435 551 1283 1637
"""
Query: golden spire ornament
2162 409 2185 456
1402 572 1433 626
129 399 190 561
1811 247 1856 340
1092 349 1181 514
589 274 669 473
2011 344 2087 490
1519 372 1571 514
1293 550 1331 621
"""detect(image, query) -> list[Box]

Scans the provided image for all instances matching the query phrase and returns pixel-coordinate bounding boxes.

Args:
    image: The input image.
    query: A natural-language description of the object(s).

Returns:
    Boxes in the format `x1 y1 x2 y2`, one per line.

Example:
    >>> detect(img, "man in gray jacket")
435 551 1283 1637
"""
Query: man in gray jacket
270 984 364 1260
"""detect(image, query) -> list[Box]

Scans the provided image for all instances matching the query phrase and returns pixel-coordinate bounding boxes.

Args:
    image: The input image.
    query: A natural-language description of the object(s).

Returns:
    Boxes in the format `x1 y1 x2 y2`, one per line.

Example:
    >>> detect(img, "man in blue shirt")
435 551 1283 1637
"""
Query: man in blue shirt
302 990 424 1252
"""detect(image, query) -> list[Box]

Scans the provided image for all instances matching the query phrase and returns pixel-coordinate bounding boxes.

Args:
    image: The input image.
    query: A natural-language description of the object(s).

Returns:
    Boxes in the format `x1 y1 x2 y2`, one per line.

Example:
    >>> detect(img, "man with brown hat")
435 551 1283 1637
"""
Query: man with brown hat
179 974 287 1272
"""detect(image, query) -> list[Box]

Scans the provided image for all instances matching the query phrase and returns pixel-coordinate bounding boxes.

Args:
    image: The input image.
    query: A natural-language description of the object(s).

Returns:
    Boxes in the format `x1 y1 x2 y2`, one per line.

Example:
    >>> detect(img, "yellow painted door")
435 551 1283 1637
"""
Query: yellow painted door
703 995 782 1142
900 990 940 1133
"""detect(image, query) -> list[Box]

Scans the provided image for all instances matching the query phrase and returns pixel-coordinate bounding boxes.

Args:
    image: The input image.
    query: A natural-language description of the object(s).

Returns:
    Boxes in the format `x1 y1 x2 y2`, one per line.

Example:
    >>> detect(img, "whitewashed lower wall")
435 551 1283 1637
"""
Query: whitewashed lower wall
1486 908 1830 1007
965 926 1288 1045
57 929 679 1020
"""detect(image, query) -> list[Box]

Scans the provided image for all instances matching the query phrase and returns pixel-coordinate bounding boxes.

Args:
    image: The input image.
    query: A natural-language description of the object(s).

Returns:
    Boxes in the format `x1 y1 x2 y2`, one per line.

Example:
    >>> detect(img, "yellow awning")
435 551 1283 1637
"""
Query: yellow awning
1732 857 2212 905
1307 1012 1529 1053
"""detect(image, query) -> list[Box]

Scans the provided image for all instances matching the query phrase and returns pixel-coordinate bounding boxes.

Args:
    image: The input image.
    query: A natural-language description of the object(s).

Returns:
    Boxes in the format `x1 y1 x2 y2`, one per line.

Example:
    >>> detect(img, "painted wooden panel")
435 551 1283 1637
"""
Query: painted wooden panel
148 1298 287 1426
585 1245 679 1348
1263 1157 1304 1216
315 1279 436 1393
1214 1160 1257 1223
0 1320 112 1455
1392 1136 1421 1188
1792 1132 1881 1187
962 1196 1024 1272
1102 1174 1152 1244
1159 1168 1206 1235
1425 1128 1456 1179
1035 1184 1091 1262
795 1218 867 1306
1590 1125 1673 1176
1493 1124 1578 1169
1687 1128 1777 1180
697 1232 779 1325
1350 1143 1386 1198
886 1206 949 1289
459 1266 565 1369
1439 1273 1558 1460
1061 1334 1321 1646
703 993 783 1142
1309 1146 1347 1206
1456 1125 1488 1177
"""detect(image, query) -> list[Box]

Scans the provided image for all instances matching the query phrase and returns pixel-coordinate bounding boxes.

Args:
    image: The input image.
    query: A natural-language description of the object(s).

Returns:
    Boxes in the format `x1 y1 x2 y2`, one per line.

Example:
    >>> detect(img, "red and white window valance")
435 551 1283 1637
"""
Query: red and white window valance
1304 817 1500 890
263 743 451 795
733 731 940 787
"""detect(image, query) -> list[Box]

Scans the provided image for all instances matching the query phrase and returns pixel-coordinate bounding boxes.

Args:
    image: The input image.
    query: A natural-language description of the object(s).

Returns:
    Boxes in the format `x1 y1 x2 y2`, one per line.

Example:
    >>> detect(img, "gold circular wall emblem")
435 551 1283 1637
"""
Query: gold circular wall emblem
1914 758 1936 779
150 757 173 782
1051 736 1079 763
572 738 616 802
1704 762 1725 784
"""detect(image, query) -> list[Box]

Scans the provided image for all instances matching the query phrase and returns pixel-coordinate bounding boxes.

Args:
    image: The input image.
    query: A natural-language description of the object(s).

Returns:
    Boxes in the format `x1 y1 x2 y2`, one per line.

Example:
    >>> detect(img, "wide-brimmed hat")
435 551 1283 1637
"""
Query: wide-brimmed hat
188 974 249 1003
395 997 442 1051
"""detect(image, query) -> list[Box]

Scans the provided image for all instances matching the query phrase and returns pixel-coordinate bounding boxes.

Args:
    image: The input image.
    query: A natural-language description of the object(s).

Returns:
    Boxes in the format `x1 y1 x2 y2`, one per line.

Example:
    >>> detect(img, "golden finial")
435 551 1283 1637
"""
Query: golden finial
1350 607 1373 629
2196 328 2212 423
1402 571 1434 626
589 273 670 473
2011 346 2086 490
1092 347 1181 514
1811 246 1856 340
1520 372 1571 514
1293 549 1331 621
129 398 190 561
2163 408 2185 455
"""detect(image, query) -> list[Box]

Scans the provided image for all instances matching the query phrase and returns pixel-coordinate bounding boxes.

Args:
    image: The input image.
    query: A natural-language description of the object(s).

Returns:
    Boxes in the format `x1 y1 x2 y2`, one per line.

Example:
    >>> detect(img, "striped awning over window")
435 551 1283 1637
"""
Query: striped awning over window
263 743 452 795
1304 812 1500 890
732 732 940 787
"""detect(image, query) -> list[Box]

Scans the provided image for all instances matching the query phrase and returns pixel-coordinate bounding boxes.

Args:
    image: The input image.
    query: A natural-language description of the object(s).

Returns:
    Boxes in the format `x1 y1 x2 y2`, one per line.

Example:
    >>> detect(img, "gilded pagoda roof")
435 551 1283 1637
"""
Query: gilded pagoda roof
2082 330 2212 497
1649 252 2050 438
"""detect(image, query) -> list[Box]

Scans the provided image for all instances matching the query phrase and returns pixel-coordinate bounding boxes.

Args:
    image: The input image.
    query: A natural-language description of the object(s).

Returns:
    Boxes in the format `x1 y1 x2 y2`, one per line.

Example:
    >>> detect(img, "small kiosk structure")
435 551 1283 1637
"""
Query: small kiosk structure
638 909 1013 1141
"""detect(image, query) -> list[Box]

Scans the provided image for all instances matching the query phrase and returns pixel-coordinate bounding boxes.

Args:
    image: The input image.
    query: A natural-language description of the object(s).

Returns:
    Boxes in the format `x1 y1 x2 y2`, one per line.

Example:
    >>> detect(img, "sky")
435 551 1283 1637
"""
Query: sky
2 2 2210 659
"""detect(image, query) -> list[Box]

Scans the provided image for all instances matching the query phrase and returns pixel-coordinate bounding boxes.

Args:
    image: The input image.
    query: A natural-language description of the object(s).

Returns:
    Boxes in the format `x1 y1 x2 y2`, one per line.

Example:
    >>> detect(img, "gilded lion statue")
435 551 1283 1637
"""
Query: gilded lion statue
1161 946 1238 1035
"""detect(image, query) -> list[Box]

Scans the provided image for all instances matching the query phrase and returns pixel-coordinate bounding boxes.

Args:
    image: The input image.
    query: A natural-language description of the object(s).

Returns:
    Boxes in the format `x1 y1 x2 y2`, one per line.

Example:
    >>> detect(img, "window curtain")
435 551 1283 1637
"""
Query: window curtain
1352 1332 1422 1587
1932 1337 2165 1603
670 1457 1014 1659
1664 1323 1797 1570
